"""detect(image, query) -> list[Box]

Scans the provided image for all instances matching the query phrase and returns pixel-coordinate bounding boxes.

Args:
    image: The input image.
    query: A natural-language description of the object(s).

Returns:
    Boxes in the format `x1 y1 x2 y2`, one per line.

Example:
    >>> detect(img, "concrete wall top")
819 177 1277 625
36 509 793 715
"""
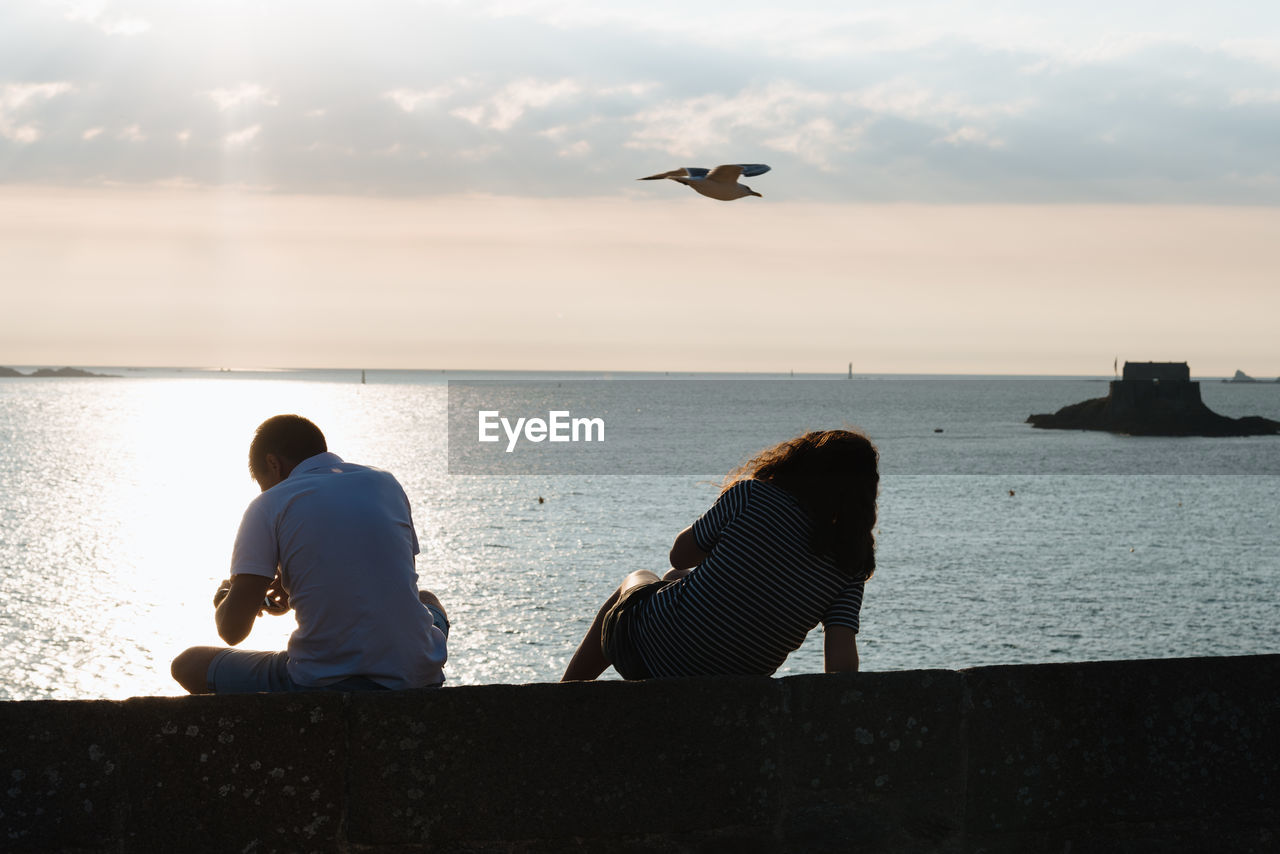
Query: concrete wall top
3 655 1278 853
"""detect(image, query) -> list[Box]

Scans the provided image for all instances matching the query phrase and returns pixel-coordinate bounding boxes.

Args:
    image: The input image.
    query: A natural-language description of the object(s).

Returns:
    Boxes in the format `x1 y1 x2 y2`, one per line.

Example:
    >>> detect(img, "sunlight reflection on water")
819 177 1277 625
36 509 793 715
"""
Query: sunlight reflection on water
1 373 1277 699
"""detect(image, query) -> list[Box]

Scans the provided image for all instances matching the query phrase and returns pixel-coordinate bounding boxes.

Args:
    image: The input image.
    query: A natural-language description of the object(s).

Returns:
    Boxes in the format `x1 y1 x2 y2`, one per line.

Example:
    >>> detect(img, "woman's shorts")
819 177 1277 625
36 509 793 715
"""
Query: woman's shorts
599 579 673 680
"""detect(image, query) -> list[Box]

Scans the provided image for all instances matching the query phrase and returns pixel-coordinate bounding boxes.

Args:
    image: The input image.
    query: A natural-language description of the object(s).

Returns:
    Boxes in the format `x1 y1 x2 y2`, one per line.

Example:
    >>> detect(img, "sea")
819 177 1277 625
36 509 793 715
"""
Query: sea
1 368 1277 701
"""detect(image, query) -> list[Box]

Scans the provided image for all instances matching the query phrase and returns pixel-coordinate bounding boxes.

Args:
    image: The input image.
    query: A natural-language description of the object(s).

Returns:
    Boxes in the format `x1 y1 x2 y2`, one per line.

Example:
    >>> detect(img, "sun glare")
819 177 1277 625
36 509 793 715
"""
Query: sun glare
81 378 363 697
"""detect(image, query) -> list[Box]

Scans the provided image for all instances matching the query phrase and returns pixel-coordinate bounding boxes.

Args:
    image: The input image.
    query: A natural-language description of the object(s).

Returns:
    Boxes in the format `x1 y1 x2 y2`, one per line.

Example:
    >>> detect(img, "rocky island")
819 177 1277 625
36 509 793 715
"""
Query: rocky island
1028 361 1280 436
1223 369 1280 383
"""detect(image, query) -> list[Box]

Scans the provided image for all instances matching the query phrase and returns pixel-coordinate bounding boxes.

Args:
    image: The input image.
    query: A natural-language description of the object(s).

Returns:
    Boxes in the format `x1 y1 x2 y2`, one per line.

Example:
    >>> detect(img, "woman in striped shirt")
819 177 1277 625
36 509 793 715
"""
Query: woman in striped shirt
562 429 878 681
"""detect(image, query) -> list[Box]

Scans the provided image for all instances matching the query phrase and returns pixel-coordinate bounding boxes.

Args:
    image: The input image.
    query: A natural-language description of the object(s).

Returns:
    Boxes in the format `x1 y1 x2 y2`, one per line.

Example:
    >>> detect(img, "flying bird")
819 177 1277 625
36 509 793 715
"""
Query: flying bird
638 164 771 201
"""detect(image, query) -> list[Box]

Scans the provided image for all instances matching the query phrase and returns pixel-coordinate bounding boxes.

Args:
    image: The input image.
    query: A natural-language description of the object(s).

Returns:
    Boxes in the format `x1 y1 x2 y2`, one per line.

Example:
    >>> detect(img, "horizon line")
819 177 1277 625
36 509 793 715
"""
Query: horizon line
5 364 1273 381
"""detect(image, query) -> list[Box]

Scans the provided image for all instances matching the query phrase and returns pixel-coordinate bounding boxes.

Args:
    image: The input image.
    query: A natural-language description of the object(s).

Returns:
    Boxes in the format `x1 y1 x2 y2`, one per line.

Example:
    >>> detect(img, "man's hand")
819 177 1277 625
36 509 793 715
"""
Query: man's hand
262 571 291 616
214 576 288 616
215 574 276 645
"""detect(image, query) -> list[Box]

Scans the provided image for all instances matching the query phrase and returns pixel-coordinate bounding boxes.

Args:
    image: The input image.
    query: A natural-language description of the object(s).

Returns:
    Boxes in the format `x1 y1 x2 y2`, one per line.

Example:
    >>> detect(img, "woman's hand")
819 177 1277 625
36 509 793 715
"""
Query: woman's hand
823 626 859 673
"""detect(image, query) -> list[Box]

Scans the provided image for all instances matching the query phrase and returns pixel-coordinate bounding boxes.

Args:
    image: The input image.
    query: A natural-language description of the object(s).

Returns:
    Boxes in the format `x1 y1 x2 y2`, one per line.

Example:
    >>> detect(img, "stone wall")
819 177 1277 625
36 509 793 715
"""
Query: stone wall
3 654 1277 853
1122 361 1191 382
1108 375 1205 419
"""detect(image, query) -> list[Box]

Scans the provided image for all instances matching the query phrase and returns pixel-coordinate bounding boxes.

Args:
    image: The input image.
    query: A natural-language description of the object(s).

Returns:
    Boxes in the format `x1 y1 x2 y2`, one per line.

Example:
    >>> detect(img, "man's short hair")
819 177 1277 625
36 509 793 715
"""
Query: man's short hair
249 415 327 480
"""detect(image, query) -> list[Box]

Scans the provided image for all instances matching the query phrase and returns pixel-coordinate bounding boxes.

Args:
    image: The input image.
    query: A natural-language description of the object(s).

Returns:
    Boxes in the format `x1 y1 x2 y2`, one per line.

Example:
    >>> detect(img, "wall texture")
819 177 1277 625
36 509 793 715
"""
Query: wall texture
3 654 1277 853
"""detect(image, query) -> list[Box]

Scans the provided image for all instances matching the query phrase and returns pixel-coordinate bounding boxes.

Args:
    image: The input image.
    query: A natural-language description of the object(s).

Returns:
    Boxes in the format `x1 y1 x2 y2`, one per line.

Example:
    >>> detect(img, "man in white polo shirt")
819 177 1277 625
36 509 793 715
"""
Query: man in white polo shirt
171 414 449 693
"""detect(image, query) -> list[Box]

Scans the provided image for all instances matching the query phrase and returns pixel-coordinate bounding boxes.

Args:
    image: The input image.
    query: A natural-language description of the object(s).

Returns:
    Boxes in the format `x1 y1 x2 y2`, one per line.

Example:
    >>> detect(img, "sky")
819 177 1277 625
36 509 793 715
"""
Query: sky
2 0 1279 374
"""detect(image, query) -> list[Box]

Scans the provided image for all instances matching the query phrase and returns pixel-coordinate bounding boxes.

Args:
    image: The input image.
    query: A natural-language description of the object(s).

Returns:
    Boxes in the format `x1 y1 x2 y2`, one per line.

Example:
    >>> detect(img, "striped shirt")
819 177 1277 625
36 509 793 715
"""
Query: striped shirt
632 479 866 677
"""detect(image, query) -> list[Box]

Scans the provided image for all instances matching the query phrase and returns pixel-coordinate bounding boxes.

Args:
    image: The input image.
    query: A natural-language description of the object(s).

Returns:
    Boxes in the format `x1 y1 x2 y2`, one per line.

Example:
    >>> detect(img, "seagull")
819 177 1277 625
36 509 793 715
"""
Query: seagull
638 164 771 201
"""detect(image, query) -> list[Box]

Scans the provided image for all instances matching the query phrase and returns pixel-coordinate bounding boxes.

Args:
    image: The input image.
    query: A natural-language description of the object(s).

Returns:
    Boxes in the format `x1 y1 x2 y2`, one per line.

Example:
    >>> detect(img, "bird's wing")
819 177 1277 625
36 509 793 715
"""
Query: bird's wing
638 167 697 181
704 164 770 182
705 165 744 183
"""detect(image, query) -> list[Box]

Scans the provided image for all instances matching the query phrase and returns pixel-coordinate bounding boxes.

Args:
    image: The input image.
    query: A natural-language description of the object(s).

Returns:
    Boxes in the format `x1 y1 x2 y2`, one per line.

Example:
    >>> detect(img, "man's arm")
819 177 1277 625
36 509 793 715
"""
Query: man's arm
215 574 273 645
823 625 860 673
668 526 709 570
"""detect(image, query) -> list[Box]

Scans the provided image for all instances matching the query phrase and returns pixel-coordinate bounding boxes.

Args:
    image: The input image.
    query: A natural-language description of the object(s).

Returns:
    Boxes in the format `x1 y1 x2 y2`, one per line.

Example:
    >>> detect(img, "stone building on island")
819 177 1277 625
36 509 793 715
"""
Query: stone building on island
1028 361 1280 436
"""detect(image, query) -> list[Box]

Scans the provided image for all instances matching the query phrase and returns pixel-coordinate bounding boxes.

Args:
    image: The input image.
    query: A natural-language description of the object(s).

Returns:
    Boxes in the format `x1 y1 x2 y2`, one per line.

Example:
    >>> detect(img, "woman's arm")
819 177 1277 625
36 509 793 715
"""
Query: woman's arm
823 625 860 673
668 525 709 570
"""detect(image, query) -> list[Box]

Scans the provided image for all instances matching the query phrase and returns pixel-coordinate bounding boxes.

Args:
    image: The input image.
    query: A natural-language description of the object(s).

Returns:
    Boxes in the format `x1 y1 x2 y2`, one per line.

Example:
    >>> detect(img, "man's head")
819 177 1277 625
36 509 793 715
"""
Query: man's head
248 415 327 491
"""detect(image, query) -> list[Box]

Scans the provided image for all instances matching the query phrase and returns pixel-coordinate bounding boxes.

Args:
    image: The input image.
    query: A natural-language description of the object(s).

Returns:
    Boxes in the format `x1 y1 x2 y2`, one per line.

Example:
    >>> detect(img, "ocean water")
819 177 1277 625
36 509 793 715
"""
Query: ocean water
1 369 1277 700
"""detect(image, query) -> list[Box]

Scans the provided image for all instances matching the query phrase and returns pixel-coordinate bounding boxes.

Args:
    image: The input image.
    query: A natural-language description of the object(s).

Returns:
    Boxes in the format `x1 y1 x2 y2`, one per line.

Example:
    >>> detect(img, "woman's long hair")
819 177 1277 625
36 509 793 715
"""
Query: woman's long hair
727 429 879 581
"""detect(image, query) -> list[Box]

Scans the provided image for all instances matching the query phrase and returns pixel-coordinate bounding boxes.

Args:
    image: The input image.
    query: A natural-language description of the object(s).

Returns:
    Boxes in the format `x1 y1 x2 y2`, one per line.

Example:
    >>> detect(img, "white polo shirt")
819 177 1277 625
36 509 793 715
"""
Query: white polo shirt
229 452 447 688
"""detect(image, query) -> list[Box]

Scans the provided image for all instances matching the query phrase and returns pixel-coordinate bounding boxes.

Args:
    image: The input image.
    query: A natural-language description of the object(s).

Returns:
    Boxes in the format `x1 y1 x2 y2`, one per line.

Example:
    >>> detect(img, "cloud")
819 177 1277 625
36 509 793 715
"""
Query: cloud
1230 89 1280 105
599 82 658 98
626 83 837 158
0 82 74 142
765 119 864 170
224 125 261 146
624 80 1018 165
100 17 150 36
116 123 146 142
539 123 594 158
1221 38 1280 69
3 3 1280 202
5 125 41 144
847 80 1034 123
61 1 151 36
384 83 466 113
0 83 73 111
208 84 279 111
304 140 356 156
557 139 591 158
450 78 582 131
458 144 501 161
941 126 1005 149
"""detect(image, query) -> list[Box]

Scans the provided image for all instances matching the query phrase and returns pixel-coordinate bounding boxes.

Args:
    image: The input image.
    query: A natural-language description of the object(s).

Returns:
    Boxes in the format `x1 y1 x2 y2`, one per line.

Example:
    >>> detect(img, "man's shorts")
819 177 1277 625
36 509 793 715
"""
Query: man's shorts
207 600 451 694
599 579 673 680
